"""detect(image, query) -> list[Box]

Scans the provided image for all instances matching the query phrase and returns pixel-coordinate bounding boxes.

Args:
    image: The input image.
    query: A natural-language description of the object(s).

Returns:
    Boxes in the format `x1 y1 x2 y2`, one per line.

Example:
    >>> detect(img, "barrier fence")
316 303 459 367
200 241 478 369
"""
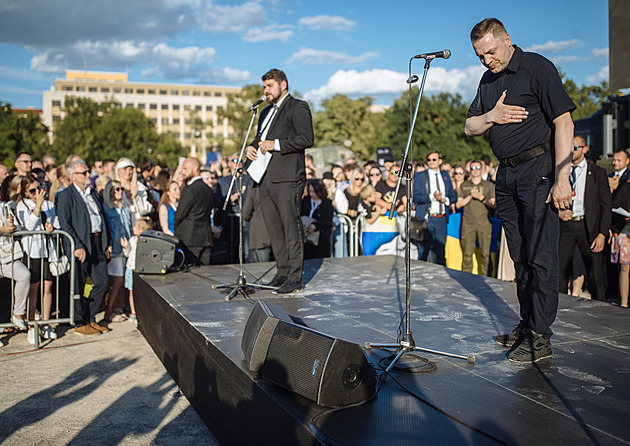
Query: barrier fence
1 230 75 350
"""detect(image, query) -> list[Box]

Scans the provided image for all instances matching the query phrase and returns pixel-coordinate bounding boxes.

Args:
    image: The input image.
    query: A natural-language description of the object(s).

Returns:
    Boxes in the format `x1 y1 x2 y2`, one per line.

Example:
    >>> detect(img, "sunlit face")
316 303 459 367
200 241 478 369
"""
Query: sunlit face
168 182 181 201
111 182 123 201
572 137 588 164
369 168 382 184
472 32 514 74
118 166 134 182
263 78 287 104
71 165 91 188
426 154 442 171
26 181 39 199
201 171 212 187
612 151 629 172
470 162 483 178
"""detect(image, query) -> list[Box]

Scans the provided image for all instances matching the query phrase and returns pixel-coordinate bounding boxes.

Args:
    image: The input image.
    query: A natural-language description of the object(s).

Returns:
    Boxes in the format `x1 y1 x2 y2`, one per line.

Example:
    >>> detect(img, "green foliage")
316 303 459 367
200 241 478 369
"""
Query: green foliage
217 84 264 153
560 71 620 121
51 96 184 166
379 89 493 164
0 101 51 167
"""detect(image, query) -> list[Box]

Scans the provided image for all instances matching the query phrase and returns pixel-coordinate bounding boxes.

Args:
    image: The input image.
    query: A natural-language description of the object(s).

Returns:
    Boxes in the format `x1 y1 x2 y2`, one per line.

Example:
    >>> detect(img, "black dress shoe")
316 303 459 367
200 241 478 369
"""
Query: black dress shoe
266 275 287 287
272 279 303 294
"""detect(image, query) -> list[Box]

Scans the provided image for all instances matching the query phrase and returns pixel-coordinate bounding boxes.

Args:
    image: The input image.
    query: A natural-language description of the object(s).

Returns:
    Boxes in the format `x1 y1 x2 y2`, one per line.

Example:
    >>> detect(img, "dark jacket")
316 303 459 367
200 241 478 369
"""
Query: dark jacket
174 178 213 248
582 162 612 243
413 169 458 221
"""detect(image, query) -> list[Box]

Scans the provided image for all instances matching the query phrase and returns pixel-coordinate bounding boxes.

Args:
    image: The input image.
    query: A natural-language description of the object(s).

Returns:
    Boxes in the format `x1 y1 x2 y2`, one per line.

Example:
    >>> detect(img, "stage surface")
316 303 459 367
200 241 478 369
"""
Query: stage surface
135 255 630 446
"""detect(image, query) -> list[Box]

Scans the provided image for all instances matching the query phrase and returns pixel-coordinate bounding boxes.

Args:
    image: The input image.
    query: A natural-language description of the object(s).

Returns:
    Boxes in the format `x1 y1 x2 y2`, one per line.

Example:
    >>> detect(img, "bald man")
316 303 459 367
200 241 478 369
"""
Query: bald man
174 157 214 265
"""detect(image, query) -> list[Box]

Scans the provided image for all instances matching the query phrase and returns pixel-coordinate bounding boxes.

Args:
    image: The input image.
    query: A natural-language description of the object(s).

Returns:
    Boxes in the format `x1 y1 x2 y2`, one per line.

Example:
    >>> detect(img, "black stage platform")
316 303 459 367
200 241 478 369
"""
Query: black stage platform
135 255 630 445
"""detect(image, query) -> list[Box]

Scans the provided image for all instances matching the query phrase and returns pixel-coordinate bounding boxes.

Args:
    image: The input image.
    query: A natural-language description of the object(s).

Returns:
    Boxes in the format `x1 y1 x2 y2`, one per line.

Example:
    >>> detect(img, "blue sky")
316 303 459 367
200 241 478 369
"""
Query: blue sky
0 0 611 110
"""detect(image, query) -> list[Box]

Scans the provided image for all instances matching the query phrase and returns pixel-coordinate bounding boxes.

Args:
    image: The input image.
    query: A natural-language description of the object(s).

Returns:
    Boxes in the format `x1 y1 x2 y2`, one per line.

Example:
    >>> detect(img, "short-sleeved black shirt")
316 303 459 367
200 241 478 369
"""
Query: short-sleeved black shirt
467 45 575 160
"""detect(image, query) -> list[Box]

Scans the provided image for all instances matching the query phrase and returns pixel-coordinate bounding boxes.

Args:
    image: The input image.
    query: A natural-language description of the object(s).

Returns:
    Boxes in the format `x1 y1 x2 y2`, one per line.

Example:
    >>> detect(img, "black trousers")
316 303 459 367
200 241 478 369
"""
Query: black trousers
75 234 109 326
259 180 304 282
495 152 559 338
558 220 605 300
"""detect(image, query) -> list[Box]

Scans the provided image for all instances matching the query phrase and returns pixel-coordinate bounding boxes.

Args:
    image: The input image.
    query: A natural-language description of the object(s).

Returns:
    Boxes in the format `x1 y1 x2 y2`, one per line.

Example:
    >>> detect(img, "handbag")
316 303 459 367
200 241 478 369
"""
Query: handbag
49 255 70 276
409 216 429 242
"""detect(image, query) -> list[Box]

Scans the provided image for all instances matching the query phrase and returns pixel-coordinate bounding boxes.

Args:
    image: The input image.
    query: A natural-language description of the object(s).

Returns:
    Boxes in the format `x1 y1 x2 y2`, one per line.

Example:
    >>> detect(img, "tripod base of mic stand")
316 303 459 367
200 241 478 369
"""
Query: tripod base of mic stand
365 336 475 381
213 276 278 301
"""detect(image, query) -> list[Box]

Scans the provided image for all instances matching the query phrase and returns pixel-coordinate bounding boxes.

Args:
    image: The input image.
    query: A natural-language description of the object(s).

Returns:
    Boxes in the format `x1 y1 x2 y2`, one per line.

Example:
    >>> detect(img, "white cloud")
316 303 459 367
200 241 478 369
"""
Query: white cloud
298 15 356 31
197 1 266 33
304 65 486 105
592 47 609 58
524 39 584 54
586 66 609 83
243 25 294 43
551 55 585 64
286 49 379 65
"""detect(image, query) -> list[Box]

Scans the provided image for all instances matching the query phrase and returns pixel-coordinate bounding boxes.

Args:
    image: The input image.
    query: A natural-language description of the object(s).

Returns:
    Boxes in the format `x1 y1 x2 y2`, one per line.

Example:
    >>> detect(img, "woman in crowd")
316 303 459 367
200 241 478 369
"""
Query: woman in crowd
368 166 383 188
451 164 467 194
301 179 334 259
611 181 630 308
15 174 58 342
114 158 153 224
158 180 180 236
338 168 367 219
103 180 133 322
49 165 70 203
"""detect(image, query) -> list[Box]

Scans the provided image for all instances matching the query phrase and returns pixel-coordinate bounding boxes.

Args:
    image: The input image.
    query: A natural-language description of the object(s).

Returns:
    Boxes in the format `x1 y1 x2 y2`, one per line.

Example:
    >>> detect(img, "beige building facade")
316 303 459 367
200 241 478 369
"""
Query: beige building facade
42 70 241 160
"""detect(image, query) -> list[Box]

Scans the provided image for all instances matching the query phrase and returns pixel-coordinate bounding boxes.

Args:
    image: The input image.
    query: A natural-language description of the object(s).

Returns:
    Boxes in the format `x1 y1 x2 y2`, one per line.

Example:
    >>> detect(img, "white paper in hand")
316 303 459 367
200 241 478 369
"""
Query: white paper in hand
613 207 630 218
248 148 273 183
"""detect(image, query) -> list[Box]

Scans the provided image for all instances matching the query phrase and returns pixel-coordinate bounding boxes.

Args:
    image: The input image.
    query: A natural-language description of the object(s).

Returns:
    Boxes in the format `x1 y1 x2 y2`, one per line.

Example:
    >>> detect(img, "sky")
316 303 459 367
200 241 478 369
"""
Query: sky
0 0 611 111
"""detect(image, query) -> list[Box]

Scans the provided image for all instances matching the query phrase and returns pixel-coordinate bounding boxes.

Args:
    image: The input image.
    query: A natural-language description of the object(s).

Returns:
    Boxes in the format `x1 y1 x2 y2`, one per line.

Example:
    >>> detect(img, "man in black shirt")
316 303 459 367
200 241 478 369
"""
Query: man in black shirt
465 18 575 362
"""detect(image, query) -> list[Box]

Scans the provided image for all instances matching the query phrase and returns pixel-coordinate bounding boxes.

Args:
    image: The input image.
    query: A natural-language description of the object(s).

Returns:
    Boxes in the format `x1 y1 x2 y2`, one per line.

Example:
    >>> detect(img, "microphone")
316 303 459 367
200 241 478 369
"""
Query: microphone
249 95 266 110
406 75 419 84
413 49 451 60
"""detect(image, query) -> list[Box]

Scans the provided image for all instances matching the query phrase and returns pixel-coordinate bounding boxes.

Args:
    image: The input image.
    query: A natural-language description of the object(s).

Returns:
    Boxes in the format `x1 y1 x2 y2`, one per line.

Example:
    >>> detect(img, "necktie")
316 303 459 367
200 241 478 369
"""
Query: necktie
569 165 577 189
435 172 444 214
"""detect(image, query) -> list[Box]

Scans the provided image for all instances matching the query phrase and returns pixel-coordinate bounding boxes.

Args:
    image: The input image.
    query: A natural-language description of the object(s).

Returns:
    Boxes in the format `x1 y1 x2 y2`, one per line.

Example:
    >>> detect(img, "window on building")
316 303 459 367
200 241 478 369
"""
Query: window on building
193 91 201 96
52 100 61 107
161 104 168 110
101 87 110 93
113 88 121 93
195 105 202 111
160 90 167 95
149 103 157 110
126 103 134 108
148 89 156 94
171 90 179 95
173 118 180 124
76 86 85 92
214 92 222 97
182 90 190 96
137 89 145 94
206 105 213 111
52 116 61 122
150 118 157 124
204 92 211 97
184 105 191 110
62 86 73 91
173 104 180 110
125 88 133 94
89 87 97 92
138 103 145 109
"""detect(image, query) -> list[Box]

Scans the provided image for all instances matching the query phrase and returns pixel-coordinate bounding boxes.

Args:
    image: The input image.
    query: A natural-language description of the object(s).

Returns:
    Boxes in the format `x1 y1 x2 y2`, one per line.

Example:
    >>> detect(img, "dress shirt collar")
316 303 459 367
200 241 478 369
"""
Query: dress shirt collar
187 176 202 186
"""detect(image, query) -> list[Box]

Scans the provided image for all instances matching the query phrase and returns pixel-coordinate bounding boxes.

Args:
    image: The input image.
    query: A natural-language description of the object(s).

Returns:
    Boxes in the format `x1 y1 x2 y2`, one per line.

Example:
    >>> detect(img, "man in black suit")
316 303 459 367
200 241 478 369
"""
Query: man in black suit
57 159 112 335
558 136 612 301
245 68 314 294
608 149 630 199
175 157 214 266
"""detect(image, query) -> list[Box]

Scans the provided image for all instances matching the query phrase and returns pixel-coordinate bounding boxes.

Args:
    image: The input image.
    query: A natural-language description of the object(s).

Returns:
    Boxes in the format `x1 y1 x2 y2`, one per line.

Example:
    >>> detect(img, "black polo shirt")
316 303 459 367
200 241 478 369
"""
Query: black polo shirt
467 45 575 160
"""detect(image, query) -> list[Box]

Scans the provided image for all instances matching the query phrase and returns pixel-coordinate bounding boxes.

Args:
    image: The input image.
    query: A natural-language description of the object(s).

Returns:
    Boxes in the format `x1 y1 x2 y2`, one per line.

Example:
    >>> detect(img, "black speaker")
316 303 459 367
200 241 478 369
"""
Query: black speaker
136 230 181 274
241 300 376 408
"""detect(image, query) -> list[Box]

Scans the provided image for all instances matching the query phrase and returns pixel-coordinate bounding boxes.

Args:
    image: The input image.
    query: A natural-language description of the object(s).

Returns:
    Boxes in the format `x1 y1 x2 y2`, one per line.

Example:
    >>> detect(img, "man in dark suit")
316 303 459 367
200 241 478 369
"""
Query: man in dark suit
608 149 630 199
413 151 458 265
57 159 112 335
245 68 314 294
558 136 612 301
175 157 214 266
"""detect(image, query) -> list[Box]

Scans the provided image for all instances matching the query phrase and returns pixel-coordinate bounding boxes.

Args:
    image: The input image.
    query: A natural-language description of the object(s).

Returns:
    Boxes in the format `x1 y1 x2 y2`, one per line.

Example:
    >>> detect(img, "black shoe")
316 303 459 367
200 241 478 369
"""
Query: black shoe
265 275 287 288
495 324 525 348
272 279 303 294
507 329 553 363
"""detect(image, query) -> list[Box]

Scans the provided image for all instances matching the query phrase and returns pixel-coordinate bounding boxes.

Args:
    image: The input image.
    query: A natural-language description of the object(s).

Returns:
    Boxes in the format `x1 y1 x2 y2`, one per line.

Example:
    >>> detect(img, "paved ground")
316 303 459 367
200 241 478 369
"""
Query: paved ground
0 317 220 446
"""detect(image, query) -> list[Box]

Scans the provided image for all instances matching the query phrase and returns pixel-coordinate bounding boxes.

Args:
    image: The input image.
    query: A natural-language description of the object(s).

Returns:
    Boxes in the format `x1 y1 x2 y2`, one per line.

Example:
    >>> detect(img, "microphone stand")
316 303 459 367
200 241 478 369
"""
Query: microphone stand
213 103 277 301
365 56 475 381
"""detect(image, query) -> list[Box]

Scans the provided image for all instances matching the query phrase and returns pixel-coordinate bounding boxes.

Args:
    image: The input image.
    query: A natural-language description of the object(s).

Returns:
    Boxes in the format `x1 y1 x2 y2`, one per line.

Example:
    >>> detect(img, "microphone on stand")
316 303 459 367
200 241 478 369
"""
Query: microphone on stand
413 49 451 60
406 75 419 84
249 95 266 110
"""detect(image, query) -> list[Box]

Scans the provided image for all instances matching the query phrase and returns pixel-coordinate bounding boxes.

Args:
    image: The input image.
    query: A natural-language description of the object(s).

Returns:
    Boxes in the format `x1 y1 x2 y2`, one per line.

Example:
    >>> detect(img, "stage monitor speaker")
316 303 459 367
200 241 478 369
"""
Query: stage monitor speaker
136 230 181 274
241 300 377 408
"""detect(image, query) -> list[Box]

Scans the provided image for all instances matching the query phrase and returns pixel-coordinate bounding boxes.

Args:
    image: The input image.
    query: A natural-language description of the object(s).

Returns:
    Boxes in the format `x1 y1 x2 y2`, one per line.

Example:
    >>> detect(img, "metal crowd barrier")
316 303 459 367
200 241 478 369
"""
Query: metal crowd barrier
0 230 75 350
334 213 365 257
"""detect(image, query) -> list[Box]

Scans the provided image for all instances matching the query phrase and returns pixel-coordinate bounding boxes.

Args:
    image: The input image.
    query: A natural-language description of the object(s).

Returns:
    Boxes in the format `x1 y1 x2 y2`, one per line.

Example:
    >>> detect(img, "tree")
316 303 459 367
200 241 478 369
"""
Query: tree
313 94 383 160
217 84 264 154
0 101 51 167
380 89 493 164
561 71 620 121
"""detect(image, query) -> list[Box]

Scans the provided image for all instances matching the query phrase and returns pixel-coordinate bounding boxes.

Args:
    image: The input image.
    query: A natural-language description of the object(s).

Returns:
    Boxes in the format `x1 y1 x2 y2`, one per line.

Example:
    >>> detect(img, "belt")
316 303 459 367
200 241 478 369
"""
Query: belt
500 144 548 168
570 216 585 221
92 232 102 237
430 214 446 218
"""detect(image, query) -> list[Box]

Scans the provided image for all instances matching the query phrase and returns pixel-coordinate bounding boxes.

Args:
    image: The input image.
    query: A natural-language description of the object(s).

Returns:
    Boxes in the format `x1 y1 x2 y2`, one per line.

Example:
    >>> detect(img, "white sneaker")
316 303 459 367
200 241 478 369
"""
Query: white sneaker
42 325 58 340
12 315 27 330
27 329 39 345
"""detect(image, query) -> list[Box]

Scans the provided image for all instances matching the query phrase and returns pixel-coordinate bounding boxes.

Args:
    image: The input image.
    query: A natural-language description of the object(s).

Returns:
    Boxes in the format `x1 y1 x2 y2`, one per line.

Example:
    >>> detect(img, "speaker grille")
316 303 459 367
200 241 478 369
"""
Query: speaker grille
262 322 334 401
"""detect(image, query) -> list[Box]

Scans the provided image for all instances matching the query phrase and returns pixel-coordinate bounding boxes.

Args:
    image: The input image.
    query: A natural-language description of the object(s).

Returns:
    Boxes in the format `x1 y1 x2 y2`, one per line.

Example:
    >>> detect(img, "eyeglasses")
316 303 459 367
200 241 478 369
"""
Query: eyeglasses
231 158 239 163
574 145 585 151
355 177 365 181
114 187 123 192
28 188 38 194
74 170 90 176
471 166 482 170
17 159 32 164
427 158 439 162
369 172 382 177
454 171 465 175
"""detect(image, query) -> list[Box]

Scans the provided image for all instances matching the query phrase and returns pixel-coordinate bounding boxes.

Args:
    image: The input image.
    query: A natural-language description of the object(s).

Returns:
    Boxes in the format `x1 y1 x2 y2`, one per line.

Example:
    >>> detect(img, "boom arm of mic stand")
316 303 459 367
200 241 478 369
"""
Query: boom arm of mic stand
223 108 259 211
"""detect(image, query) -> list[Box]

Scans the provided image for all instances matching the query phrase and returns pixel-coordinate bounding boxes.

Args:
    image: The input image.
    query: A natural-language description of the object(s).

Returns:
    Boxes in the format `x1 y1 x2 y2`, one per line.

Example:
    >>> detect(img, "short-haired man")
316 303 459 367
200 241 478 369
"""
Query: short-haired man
245 68 314 294
456 160 496 275
465 18 575 362
56 159 112 335
413 151 457 265
14 152 32 176
608 149 630 198
558 136 611 301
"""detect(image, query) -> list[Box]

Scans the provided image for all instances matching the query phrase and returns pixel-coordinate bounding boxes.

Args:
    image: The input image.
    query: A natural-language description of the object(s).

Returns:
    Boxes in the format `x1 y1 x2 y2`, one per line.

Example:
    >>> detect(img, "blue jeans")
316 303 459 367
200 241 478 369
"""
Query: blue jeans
416 215 448 265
